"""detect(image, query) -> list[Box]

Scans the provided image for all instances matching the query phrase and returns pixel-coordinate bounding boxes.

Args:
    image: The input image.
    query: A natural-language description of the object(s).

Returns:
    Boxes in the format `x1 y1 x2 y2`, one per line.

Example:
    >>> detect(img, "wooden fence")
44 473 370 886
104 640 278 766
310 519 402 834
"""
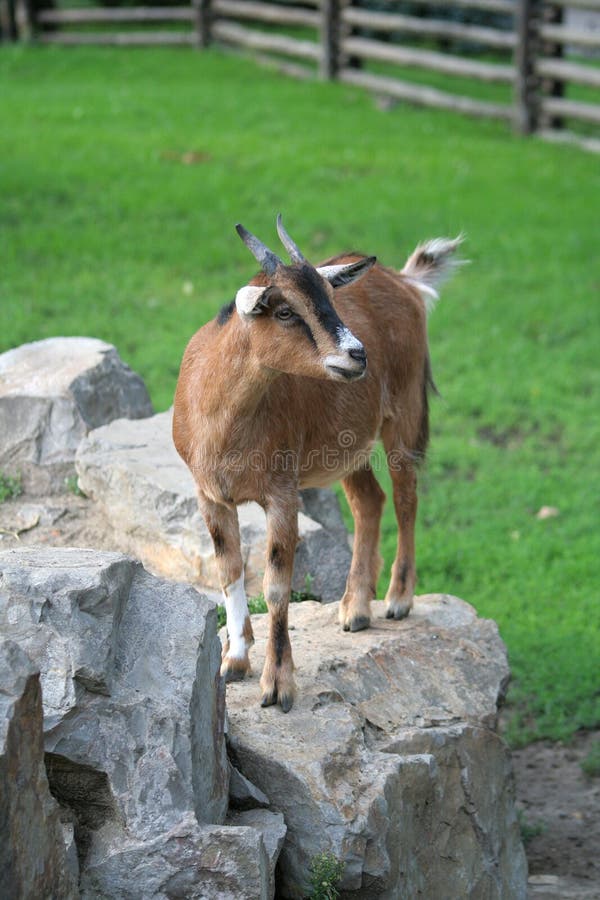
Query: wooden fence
2 0 599 151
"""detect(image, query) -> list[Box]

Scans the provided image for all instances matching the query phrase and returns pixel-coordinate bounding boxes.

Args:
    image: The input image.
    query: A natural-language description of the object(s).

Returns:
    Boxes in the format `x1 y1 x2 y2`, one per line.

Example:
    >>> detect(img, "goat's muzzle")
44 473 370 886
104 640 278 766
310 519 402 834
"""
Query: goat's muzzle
324 346 368 381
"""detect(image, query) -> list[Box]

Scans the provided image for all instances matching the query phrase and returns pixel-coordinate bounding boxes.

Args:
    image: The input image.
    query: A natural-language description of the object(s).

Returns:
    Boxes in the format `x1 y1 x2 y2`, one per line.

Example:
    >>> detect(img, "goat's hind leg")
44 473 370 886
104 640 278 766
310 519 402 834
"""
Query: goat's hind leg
381 428 418 620
339 467 385 632
197 492 254 681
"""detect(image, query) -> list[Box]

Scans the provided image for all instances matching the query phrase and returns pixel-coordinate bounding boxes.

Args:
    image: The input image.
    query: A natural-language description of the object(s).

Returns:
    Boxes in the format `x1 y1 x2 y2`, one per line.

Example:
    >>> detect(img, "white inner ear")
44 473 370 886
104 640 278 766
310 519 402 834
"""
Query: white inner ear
235 285 265 316
316 264 349 283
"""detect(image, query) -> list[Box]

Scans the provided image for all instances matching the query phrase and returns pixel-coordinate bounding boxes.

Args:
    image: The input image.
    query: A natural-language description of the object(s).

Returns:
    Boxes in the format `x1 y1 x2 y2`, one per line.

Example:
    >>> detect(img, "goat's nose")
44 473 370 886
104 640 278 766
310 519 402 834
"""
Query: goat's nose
348 346 367 365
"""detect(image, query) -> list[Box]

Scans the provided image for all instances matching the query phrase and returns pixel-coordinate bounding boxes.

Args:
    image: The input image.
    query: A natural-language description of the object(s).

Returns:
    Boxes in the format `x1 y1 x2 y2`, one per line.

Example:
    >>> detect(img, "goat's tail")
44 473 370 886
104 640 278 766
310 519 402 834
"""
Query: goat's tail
401 235 465 314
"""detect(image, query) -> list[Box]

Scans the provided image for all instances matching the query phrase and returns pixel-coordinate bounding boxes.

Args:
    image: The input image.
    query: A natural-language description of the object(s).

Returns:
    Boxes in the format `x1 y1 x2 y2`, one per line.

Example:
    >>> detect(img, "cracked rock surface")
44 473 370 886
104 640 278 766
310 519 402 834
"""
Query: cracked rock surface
0 337 153 494
0 548 287 899
225 595 528 899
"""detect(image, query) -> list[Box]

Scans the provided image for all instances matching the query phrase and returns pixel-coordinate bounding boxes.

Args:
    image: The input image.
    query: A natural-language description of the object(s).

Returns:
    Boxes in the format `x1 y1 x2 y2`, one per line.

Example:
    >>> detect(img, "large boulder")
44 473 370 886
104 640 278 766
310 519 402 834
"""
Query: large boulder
225 595 528 899
75 410 351 600
0 337 153 494
0 547 264 898
0 640 78 899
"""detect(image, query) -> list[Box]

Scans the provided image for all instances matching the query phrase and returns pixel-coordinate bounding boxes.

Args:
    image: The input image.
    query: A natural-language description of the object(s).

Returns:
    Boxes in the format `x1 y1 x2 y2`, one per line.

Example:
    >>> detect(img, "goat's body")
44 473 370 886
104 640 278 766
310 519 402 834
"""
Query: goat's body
173 223 460 712
174 259 429 504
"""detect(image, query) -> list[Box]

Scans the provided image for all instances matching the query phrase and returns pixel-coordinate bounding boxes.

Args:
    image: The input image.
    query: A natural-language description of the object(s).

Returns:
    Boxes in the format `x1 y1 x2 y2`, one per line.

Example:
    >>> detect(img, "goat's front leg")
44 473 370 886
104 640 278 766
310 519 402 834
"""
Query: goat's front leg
197 491 254 681
259 492 298 713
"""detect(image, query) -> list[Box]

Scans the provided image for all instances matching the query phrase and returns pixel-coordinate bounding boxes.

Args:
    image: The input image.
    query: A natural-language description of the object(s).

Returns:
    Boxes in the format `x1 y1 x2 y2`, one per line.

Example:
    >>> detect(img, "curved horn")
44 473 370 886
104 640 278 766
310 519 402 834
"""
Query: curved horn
276 213 305 264
235 223 282 276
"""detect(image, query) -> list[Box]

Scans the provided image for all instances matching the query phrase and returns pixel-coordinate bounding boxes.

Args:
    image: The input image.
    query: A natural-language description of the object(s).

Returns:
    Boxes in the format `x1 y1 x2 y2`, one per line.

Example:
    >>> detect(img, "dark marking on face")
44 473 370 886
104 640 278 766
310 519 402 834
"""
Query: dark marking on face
292 264 345 342
274 618 288 667
217 299 235 326
210 527 225 556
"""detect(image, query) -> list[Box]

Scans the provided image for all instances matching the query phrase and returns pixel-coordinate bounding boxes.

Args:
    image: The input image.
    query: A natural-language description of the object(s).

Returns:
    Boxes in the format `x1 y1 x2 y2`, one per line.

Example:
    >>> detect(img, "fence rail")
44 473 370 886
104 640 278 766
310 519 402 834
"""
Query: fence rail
2 0 599 151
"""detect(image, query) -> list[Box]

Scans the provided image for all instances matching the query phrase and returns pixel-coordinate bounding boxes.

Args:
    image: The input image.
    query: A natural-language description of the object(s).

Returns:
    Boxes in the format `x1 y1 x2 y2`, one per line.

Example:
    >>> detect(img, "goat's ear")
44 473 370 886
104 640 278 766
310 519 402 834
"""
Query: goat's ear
317 256 376 289
235 285 267 317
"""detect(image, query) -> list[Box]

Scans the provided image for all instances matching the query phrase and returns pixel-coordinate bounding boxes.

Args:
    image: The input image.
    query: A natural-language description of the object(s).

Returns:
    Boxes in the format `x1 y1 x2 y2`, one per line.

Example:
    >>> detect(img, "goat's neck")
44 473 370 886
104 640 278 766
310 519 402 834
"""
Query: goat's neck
198 323 275 424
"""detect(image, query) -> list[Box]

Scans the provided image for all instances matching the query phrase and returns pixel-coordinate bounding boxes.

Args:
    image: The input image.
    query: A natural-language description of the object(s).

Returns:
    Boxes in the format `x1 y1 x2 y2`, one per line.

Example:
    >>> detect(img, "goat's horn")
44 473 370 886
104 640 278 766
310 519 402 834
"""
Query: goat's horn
276 213 305 264
236 223 282 276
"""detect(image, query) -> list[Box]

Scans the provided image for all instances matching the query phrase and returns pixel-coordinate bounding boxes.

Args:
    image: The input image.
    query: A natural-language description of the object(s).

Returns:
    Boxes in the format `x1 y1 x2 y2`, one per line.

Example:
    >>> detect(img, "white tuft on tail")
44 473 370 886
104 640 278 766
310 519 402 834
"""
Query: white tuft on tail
401 235 465 314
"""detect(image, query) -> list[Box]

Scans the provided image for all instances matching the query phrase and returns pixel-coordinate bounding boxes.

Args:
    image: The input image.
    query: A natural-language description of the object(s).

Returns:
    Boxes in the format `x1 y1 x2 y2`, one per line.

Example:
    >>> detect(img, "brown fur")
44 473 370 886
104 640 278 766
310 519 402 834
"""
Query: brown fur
173 236 459 712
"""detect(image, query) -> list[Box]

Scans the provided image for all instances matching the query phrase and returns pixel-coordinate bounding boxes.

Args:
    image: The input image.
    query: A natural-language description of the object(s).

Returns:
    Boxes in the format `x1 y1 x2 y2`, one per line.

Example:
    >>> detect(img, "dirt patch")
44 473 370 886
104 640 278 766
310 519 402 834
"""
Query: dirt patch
2 494 599 897
512 729 600 896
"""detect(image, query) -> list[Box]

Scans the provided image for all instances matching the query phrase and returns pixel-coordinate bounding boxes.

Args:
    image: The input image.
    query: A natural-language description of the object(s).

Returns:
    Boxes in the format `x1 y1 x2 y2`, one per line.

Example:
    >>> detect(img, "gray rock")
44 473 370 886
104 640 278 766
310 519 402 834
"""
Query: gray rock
227 809 287 900
76 410 351 601
0 547 234 896
229 762 271 810
0 639 78 900
81 812 272 900
225 595 528 899
0 337 153 494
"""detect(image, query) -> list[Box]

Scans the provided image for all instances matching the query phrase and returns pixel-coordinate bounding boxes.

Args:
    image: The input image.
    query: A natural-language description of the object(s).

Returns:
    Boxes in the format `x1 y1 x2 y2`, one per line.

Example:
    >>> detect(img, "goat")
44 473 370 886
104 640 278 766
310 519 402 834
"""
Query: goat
173 216 461 712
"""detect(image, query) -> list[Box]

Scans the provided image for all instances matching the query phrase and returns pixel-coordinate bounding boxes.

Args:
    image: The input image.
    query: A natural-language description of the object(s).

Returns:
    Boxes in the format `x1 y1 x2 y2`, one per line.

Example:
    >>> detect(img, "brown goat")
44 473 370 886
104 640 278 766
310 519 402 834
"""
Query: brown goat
173 216 461 712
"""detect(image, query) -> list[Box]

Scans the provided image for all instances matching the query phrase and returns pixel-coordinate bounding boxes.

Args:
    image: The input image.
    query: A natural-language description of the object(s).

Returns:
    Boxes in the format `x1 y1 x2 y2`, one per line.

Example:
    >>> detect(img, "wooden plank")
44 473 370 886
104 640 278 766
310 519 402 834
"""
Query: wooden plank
544 0 600 9
339 66 513 119
342 36 514 82
212 20 320 59
537 57 600 87
408 0 515 13
541 95 600 123
342 8 516 49
38 7 193 24
538 127 600 152
213 0 319 28
539 23 600 47
39 31 194 45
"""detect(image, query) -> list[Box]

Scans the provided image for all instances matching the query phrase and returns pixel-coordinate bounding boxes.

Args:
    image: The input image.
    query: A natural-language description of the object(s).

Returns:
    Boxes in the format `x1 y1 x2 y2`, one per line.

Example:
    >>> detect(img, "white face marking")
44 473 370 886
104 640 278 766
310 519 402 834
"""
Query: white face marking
223 571 249 659
336 326 363 353
235 285 265 316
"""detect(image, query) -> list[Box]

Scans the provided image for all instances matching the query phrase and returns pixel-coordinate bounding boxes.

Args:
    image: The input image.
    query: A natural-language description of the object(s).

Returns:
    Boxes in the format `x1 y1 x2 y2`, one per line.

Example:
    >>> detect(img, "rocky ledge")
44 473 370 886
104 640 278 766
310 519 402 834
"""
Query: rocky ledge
226 596 528 899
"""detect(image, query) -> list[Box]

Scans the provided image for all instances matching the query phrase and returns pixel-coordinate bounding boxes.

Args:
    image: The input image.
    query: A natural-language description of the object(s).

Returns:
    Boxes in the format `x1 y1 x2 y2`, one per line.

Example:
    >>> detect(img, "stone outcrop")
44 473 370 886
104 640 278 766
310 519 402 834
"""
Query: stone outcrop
0 548 287 899
75 410 351 599
0 640 78 899
0 338 153 493
225 595 528 899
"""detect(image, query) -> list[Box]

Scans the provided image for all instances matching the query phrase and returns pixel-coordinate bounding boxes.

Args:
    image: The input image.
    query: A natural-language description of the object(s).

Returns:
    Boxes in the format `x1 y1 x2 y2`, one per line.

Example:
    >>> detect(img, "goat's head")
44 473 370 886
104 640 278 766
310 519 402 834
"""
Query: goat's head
234 215 375 382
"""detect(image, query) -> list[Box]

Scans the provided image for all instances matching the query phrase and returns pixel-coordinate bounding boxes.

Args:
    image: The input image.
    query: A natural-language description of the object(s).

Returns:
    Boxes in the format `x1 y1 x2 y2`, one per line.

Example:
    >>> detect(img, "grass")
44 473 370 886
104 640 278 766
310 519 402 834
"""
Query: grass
0 472 23 503
1 45 599 745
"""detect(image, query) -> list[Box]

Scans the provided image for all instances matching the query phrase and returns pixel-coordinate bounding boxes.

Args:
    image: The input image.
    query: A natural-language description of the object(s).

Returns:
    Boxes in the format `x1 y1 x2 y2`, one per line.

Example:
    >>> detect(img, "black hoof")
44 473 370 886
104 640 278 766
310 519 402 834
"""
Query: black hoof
224 668 247 683
279 694 294 713
350 615 371 633
342 622 350 632
260 690 277 708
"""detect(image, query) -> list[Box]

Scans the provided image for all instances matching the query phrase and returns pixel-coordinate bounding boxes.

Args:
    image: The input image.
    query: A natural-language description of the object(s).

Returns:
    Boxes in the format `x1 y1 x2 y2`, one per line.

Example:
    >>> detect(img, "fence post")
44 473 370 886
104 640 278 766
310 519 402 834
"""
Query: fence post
192 0 211 48
321 0 341 80
514 0 541 134
540 1 564 129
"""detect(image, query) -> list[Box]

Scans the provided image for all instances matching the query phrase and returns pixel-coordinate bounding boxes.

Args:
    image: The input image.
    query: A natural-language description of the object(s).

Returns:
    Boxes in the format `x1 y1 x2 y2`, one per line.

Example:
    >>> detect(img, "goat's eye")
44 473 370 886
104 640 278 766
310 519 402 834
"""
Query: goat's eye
275 306 294 321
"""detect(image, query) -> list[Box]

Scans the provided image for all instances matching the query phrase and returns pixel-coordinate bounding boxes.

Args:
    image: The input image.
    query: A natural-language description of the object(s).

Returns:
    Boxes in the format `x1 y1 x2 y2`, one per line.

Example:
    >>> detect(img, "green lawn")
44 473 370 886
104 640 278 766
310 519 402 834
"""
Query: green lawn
1 45 598 745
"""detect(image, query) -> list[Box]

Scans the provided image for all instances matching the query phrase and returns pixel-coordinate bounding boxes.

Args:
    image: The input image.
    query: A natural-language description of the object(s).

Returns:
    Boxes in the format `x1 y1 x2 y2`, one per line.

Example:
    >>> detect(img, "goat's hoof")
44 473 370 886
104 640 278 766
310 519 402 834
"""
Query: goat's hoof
385 600 412 620
348 614 371 632
260 689 294 713
221 655 250 682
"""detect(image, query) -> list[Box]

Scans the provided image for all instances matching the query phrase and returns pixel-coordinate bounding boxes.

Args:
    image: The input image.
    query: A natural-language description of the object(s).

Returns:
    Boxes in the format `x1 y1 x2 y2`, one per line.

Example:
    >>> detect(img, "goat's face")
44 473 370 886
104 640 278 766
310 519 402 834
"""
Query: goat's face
235 217 375 382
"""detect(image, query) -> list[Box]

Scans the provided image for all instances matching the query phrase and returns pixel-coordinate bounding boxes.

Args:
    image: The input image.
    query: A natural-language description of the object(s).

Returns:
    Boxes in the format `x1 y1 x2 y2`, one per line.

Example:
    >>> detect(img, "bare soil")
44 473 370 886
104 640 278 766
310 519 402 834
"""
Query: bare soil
2 493 599 898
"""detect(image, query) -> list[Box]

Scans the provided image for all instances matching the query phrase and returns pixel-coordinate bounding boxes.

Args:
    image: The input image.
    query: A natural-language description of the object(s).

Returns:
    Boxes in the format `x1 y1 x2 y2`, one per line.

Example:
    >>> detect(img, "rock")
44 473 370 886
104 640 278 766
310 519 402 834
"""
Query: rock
0 547 234 896
76 410 351 600
227 809 287 900
0 337 153 494
229 762 271 810
82 812 273 900
0 640 78 900
225 595 528 899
